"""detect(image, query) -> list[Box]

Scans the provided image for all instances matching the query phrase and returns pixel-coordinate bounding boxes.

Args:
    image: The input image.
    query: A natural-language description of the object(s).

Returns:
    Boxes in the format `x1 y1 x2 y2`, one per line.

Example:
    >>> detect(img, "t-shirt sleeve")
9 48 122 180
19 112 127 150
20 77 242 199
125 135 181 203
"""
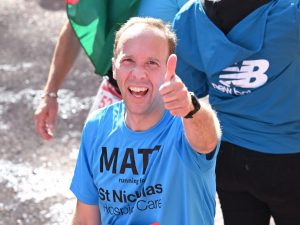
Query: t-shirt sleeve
183 134 220 172
174 119 220 172
70 123 99 205
193 140 220 171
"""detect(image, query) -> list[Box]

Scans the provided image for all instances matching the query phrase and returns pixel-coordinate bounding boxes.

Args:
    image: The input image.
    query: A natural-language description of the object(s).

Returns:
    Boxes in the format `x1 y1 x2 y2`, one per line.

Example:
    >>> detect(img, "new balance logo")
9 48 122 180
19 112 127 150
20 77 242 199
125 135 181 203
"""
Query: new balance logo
212 59 269 96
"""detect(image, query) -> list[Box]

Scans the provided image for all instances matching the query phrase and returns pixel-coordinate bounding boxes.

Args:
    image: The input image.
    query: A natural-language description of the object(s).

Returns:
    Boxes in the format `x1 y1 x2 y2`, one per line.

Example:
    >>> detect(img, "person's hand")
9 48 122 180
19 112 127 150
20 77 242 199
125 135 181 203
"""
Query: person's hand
34 96 58 140
159 54 193 117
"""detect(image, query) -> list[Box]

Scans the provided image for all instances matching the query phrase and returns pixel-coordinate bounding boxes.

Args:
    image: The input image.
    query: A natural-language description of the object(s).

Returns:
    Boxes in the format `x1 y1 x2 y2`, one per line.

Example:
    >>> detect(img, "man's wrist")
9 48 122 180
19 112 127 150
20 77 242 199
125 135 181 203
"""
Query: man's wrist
41 92 58 99
184 92 201 119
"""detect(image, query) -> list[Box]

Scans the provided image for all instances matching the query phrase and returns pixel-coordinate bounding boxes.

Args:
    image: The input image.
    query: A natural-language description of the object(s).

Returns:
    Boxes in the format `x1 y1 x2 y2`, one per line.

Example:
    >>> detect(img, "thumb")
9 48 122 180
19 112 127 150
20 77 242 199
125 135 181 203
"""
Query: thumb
165 54 177 81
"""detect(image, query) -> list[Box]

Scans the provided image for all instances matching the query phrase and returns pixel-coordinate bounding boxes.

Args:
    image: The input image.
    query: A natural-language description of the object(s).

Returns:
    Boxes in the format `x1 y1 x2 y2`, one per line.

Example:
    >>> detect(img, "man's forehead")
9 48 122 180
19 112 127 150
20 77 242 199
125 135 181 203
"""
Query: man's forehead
119 23 166 42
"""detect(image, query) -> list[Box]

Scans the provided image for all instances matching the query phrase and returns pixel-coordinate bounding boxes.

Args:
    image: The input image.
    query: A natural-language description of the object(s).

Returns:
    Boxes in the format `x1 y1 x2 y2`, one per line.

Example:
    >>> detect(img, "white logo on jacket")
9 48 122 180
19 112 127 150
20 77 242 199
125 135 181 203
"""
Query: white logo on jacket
212 59 269 96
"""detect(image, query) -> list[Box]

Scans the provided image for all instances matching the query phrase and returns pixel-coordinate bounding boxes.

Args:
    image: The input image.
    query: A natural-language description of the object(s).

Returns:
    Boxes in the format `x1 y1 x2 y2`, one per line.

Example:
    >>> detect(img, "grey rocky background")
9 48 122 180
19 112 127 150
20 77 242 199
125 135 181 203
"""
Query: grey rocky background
1 0 98 224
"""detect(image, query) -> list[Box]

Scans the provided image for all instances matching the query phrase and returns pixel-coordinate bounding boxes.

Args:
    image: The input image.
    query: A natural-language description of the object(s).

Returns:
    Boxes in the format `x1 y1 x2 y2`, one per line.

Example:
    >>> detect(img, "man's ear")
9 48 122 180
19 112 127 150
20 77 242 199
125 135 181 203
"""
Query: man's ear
112 57 117 80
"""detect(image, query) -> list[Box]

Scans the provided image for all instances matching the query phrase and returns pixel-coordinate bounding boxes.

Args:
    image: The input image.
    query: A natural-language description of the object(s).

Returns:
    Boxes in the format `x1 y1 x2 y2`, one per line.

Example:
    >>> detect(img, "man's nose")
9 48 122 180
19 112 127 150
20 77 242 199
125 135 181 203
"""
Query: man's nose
130 65 147 79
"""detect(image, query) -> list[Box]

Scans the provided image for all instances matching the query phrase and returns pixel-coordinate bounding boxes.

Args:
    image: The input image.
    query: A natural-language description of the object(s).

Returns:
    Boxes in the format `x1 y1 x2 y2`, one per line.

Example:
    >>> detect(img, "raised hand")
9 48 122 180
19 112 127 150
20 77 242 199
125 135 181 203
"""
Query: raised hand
159 54 192 117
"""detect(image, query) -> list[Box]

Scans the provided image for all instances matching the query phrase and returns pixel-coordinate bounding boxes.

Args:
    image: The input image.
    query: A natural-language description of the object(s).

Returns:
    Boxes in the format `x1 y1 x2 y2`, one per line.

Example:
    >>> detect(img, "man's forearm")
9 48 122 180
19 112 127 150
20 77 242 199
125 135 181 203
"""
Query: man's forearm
44 20 80 93
183 98 221 154
159 54 221 153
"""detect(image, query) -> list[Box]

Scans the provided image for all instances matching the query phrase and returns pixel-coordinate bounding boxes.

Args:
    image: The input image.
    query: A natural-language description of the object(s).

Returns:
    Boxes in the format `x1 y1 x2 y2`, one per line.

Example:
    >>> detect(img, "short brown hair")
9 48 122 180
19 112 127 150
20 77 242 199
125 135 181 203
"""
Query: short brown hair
114 17 177 57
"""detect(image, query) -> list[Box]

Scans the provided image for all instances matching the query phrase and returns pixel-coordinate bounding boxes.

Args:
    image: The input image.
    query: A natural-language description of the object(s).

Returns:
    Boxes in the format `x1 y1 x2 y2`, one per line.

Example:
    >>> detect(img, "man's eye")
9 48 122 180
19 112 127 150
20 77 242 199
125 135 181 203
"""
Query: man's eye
121 58 133 64
147 60 158 66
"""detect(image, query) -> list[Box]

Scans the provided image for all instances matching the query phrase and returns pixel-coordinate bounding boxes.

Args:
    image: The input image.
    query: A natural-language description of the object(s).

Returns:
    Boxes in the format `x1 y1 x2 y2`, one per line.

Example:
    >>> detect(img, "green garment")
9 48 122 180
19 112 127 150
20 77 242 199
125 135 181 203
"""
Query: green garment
67 0 140 76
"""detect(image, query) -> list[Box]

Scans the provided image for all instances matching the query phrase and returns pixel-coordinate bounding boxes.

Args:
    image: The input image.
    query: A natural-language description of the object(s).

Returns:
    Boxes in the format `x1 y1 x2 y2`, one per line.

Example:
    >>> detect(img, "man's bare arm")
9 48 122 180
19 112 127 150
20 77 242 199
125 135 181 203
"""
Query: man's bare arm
182 98 221 153
71 200 101 225
44 20 80 94
35 20 80 140
159 54 221 154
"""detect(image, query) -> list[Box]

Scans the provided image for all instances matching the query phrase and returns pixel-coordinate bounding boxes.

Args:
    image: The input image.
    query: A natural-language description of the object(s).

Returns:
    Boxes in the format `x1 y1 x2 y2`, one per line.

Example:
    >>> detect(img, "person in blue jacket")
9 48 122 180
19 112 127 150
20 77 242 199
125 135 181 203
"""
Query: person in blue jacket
70 17 221 225
173 0 300 224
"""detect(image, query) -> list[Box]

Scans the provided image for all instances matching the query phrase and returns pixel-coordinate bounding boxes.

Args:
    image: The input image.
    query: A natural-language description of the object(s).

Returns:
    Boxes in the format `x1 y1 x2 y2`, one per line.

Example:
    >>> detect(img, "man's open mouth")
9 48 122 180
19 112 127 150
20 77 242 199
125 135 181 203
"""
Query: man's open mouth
128 86 149 97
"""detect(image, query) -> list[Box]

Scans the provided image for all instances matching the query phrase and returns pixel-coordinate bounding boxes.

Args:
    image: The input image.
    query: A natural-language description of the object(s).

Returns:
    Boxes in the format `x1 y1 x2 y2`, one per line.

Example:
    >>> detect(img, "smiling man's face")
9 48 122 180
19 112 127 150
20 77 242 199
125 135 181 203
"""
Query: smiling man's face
113 24 169 118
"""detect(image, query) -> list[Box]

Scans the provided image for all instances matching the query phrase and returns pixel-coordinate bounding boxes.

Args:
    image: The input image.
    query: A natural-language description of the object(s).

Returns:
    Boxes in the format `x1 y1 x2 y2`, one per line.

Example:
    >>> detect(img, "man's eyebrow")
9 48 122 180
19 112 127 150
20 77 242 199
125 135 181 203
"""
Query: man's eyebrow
117 53 132 60
148 57 161 62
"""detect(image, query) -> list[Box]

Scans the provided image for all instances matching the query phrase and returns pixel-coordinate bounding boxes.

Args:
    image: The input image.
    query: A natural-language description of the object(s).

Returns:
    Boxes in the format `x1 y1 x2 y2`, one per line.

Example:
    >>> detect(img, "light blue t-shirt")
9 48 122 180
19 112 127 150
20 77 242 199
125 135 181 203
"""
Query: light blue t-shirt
137 0 188 23
174 0 300 154
71 102 218 225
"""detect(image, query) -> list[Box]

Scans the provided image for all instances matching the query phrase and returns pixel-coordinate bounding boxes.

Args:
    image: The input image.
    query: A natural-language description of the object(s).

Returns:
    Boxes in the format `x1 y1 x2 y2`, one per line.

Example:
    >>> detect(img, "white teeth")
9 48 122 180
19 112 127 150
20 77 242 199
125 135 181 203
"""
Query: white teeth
129 87 148 92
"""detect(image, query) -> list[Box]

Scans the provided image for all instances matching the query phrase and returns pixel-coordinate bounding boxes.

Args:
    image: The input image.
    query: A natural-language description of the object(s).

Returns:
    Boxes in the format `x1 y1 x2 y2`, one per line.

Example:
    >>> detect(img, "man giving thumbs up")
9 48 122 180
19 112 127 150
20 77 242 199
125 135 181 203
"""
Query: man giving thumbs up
70 17 221 225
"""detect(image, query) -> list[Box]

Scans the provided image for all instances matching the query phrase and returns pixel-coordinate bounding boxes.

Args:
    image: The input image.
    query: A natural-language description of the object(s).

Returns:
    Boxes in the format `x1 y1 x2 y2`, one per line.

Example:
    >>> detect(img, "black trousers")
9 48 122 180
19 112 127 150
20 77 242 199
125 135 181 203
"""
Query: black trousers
216 141 300 225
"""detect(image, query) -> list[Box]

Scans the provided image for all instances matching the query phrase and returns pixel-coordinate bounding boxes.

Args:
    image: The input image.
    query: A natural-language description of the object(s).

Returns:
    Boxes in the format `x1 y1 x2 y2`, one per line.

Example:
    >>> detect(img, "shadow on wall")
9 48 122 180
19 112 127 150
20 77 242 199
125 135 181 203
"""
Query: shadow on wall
38 0 66 11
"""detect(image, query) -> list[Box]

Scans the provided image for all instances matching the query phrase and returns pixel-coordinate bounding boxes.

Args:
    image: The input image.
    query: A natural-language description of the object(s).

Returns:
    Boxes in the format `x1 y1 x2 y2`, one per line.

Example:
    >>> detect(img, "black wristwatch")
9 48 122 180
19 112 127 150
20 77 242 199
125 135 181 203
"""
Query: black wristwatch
184 92 201 119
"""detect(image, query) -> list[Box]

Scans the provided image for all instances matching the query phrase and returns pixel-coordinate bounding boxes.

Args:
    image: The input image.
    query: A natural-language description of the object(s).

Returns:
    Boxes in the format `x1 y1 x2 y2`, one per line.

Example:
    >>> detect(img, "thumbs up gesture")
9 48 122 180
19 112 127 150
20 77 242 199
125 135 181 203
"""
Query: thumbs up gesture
159 54 193 117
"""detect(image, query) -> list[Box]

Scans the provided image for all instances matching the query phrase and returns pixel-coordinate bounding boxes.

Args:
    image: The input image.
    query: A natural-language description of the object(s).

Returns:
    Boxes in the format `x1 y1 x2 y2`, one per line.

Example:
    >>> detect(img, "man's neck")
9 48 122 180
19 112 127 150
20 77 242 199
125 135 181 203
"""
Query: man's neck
202 0 271 34
124 108 165 132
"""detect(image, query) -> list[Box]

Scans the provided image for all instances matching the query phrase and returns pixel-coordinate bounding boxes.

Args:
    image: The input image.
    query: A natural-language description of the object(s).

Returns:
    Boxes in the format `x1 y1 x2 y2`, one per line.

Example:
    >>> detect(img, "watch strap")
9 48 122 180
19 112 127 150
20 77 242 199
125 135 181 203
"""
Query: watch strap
184 92 201 119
